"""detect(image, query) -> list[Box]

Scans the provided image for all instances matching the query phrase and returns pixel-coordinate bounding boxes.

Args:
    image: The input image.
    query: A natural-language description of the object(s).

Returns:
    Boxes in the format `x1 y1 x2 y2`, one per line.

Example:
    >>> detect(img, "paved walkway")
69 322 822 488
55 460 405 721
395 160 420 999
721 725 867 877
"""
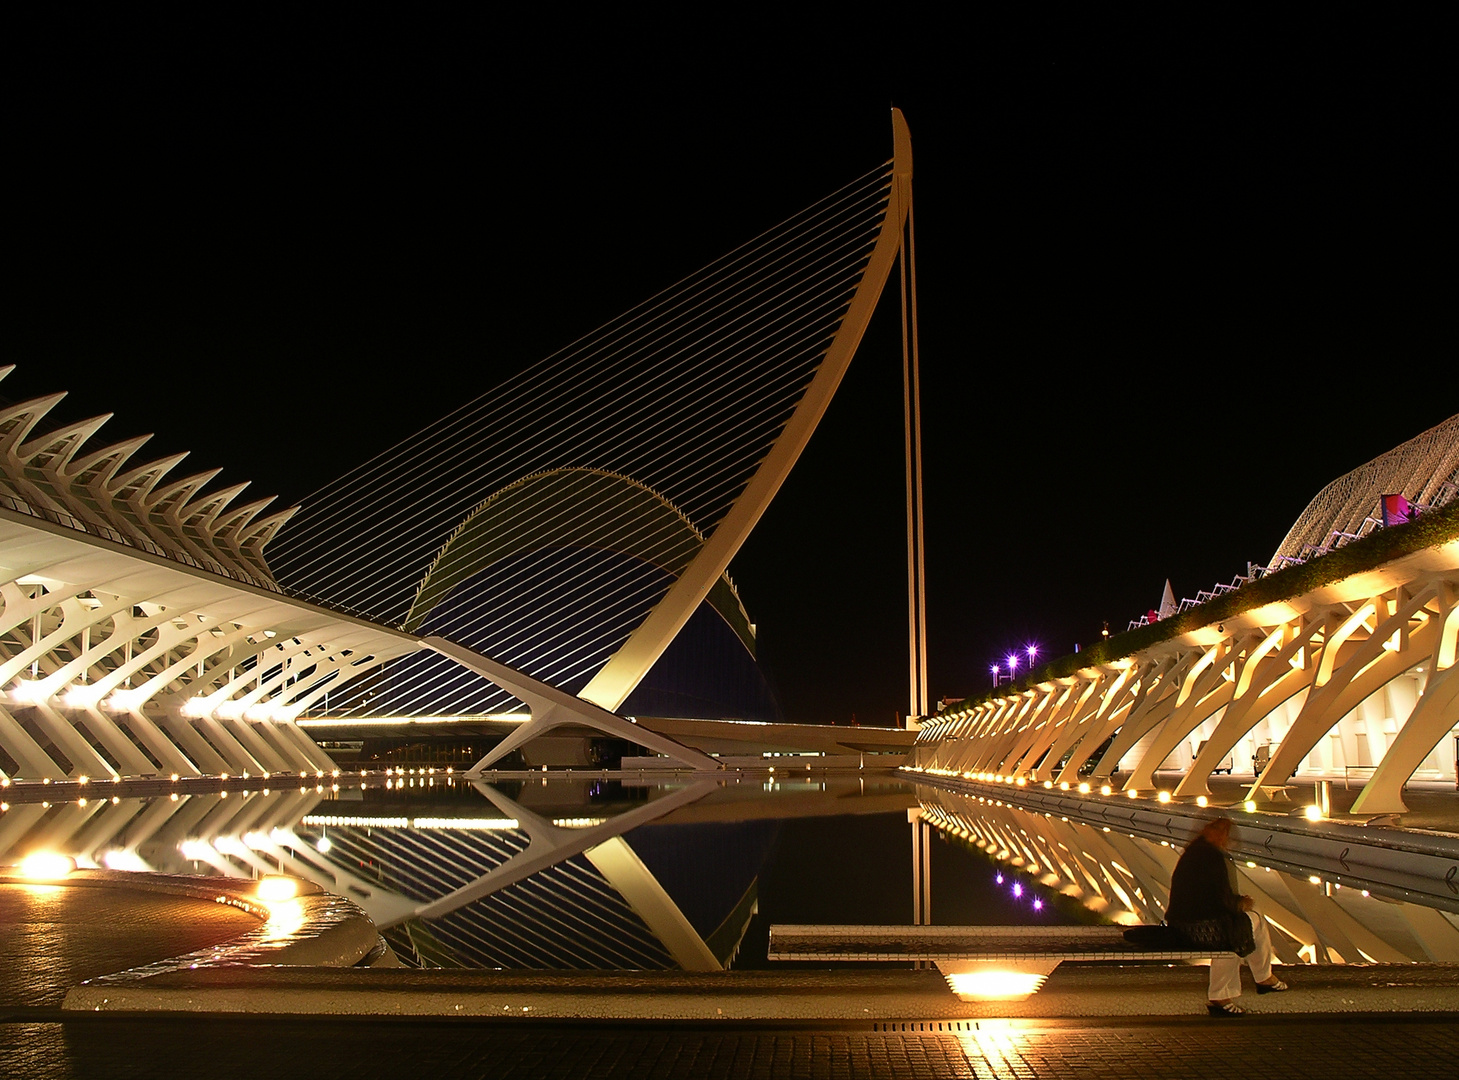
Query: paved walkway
2 874 1457 1078
4 1015 1457 1079
1200 775 1459 832
0 883 257 1008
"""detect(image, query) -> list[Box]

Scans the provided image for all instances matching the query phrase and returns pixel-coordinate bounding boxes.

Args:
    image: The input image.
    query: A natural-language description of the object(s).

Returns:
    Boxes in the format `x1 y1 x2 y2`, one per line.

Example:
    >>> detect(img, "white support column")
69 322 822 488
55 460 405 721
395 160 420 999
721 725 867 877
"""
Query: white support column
27 702 114 779
273 719 337 773
255 720 324 774
223 718 293 773
1254 586 1439 797
118 708 200 777
0 702 68 780
156 713 231 774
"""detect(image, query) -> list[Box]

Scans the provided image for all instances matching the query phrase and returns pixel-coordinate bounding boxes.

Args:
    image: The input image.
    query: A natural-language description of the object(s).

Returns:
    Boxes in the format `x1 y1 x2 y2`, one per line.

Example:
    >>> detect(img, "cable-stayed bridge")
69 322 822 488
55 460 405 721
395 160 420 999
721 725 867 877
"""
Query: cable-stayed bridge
0 110 924 784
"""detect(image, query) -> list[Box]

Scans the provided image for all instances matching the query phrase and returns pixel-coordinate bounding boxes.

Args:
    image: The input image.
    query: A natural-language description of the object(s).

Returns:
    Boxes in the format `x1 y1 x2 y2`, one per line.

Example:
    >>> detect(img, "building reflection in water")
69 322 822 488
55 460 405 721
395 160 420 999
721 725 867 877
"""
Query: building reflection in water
0 774 916 970
915 784 1459 965
3 774 1456 969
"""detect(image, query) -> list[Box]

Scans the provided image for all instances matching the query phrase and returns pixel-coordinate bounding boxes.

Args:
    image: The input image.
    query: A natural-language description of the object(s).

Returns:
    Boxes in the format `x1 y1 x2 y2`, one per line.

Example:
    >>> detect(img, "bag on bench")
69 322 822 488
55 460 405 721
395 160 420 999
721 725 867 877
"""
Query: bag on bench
1121 923 1188 949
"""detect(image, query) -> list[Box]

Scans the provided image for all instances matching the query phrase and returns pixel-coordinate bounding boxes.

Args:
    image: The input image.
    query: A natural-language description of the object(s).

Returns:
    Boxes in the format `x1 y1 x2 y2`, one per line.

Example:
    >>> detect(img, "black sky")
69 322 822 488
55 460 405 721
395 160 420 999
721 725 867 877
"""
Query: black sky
5 10 1450 723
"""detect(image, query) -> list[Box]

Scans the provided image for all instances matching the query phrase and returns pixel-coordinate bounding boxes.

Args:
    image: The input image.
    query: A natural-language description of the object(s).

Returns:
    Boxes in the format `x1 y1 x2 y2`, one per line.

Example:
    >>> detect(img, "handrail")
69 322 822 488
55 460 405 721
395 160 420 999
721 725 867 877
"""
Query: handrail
1125 498 1446 632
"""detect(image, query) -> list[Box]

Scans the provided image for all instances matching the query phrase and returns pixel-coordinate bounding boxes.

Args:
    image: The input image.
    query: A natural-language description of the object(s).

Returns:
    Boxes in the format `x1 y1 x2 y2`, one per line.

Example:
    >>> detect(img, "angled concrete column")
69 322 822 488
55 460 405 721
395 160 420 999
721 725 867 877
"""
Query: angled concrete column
118 709 200 777
1351 661 1459 814
27 702 114 779
71 705 156 777
193 715 266 774
0 703 68 780
1174 614 1333 798
224 718 293 773
1253 591 1439 797
157 714 231 774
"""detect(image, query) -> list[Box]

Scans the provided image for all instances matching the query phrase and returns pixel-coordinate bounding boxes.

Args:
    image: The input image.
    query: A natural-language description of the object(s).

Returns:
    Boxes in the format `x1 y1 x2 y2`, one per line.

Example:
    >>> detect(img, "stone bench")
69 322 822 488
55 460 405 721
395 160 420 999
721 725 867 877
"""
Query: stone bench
768 925 1236 1000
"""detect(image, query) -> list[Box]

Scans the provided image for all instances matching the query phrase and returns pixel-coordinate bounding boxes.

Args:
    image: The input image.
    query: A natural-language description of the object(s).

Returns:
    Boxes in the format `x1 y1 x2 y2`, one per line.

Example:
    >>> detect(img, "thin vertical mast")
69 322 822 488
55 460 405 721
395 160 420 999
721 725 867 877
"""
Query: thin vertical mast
898 114 928 722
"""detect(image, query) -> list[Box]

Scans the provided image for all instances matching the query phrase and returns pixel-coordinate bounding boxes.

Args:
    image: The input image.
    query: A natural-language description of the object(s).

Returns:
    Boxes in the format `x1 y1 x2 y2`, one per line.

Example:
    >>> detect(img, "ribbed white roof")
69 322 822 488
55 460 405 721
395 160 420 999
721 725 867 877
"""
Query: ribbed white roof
1273 413 1459 561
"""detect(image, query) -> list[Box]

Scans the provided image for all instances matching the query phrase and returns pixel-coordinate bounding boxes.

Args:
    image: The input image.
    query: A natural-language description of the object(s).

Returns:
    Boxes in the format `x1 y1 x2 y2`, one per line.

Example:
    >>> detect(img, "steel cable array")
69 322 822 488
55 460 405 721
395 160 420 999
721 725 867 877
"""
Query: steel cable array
270 159 895 715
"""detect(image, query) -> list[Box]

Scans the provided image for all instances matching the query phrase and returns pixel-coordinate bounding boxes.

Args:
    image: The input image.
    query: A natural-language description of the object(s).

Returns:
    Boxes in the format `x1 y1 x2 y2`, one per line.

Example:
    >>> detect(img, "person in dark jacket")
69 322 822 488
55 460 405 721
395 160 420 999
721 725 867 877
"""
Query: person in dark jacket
1166 818 1288 1016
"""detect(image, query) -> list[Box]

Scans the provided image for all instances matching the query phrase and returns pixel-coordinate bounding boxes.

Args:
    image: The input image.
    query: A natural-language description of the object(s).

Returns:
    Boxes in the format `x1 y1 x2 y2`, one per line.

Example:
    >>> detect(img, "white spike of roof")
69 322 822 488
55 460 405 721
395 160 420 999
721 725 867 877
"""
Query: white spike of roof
0 368 287 587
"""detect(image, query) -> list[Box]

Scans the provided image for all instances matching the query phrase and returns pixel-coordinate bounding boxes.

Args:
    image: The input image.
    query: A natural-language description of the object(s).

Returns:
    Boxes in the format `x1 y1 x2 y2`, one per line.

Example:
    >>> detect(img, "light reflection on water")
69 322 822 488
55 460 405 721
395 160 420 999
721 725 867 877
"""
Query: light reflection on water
2 772 1455 970
916 781 1459 966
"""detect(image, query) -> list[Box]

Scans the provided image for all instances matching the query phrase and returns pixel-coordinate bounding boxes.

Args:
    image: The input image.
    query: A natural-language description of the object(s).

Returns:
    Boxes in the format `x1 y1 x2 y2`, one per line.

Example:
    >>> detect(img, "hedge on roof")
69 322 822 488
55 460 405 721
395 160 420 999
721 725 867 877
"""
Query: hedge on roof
938 497 1459 715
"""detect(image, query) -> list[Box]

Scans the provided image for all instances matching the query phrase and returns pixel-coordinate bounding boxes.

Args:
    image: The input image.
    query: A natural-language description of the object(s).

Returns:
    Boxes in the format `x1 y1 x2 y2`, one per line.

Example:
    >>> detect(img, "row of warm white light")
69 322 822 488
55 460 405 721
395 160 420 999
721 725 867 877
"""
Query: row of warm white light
906 764 1332 821
5 852 316 914
2 779 345 814
927 799 1373 917
8 681 314 724
297 714 529 727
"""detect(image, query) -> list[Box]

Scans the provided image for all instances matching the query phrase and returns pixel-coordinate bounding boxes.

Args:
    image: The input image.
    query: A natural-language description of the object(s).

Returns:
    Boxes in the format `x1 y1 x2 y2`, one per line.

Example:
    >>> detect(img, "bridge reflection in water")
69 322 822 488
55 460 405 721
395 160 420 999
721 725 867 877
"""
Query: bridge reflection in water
1 773 1454 970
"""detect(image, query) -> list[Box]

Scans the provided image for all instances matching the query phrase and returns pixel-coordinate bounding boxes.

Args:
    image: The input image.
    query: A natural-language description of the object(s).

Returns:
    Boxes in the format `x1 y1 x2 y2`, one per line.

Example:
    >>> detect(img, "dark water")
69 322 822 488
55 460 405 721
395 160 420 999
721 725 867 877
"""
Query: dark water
2 772 1453 969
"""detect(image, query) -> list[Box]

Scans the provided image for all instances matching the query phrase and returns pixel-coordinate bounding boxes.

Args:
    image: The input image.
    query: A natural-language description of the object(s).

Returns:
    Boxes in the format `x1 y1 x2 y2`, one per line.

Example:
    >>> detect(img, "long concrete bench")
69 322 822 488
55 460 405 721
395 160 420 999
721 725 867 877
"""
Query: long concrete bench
769 924 1240 1001
769 924 1236 964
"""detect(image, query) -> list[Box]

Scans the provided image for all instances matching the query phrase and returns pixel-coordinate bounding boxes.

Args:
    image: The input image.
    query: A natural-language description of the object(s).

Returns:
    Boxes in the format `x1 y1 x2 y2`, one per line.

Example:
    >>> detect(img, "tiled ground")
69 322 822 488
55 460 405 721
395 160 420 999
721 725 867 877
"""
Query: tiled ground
2 1016 1456 1079
0 884 258 1007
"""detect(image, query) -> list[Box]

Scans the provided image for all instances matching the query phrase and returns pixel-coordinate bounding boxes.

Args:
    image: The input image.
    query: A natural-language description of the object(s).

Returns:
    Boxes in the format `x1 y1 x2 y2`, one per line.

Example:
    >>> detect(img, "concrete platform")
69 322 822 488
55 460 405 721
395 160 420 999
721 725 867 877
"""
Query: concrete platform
2 875 1458 1079
7 1012 1458 1080
45 961 1459 1021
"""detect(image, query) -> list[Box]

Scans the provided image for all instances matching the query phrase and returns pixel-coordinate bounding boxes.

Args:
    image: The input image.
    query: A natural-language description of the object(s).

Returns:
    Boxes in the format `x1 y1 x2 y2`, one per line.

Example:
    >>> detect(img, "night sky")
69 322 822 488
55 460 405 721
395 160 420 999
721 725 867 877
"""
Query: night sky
7 11 1450 725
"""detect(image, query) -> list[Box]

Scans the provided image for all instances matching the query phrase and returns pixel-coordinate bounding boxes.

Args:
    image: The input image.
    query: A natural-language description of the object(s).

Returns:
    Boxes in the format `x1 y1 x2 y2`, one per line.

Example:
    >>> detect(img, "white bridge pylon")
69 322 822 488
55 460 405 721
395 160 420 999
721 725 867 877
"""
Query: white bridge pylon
914 543 1459 816
1 111 922 780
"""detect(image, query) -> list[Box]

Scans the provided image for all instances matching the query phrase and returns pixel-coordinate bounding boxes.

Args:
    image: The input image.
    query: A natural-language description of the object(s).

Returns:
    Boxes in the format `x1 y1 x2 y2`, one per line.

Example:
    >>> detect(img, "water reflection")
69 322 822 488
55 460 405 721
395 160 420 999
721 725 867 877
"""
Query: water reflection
0 774 916 970
915 783 1459 965
3 773 1455 970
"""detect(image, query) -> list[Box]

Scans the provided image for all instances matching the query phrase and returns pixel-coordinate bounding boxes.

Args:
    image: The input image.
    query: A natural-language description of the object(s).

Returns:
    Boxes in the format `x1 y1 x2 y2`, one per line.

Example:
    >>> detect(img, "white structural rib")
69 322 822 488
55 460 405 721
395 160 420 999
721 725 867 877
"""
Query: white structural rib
571 109 915 717
424 636 720 772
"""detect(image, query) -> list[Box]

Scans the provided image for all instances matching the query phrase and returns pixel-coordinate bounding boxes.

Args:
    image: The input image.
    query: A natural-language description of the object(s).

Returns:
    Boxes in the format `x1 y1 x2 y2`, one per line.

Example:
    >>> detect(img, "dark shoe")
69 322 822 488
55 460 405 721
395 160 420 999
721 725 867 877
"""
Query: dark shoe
1207 1001 1246 1017
1256 979 1288 994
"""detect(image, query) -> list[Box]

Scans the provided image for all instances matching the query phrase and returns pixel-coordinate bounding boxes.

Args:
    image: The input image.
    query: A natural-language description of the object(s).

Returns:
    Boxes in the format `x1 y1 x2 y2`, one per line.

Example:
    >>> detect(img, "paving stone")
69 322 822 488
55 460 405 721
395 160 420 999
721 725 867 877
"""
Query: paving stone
0 884 258 1008
2 1016 1457 1079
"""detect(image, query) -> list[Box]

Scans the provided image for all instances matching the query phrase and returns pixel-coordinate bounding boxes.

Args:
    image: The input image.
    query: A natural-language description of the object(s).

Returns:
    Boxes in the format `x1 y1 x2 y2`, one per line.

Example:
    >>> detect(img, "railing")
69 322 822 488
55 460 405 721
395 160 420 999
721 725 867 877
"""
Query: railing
1124 500 1442 632
0 490 397 631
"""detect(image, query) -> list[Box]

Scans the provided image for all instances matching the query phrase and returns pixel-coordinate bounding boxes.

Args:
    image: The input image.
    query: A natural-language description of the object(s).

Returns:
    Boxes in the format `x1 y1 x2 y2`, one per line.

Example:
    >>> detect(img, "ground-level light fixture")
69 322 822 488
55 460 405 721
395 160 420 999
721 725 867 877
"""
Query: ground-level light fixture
256 876 300 903
18 852 77 879
937 959 1059 1002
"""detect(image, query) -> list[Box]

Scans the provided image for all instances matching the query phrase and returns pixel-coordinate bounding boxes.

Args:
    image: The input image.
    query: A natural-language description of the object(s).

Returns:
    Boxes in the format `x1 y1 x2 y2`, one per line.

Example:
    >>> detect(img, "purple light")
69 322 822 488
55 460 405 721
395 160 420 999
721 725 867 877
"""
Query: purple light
1007 654 1019 673
1027 644 1039 660
1033 898 1043 911
995 873 1004 884
991 664 1000 675
1012 882 1023 898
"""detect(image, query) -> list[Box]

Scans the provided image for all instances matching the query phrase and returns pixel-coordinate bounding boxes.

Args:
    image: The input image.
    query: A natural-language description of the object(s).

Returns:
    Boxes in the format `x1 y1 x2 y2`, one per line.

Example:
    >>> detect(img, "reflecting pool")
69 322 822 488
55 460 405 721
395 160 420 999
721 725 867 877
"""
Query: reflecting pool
2 771 1455 969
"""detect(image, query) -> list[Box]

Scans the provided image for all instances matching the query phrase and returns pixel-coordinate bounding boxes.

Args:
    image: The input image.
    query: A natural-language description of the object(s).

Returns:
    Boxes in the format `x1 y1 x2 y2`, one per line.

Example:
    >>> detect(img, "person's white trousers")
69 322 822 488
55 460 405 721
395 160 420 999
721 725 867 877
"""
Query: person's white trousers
1208 911 1275 1000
